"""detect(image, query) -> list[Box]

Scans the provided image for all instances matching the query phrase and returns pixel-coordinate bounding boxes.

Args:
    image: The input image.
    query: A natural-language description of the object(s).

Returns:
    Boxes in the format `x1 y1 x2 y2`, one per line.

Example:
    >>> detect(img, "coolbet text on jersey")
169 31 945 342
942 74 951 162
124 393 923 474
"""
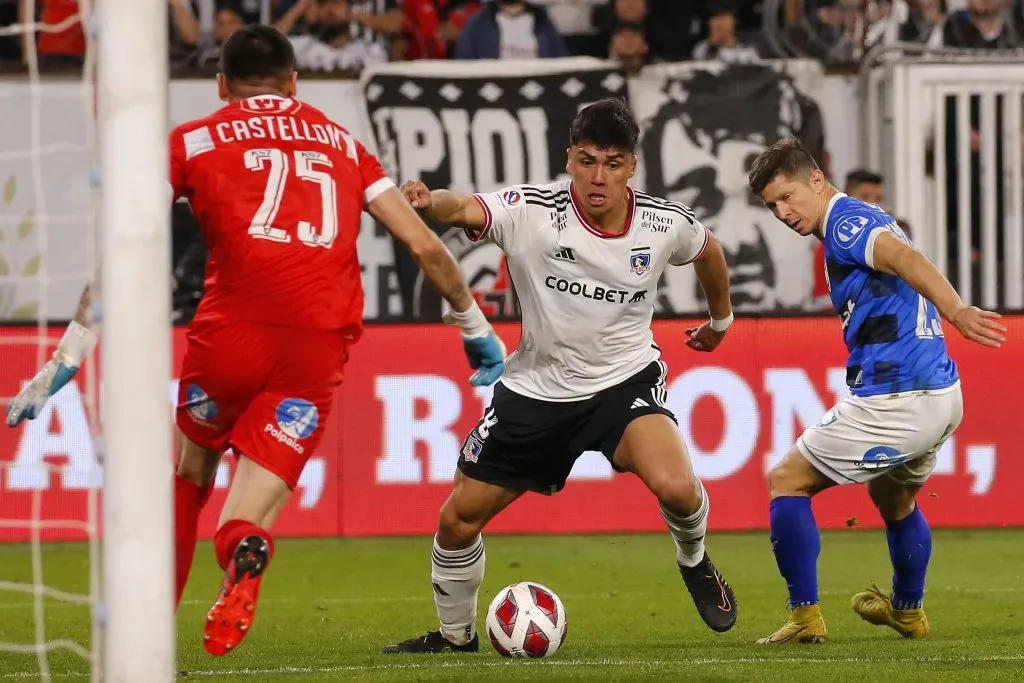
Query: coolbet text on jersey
169 95 394 489
470 180 709 401
821 193 959 397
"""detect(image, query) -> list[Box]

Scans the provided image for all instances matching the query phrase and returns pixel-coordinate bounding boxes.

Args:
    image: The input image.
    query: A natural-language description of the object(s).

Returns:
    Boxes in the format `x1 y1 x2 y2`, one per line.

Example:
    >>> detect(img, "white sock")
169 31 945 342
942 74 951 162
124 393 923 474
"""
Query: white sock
431 534 485 645
660 479 709 568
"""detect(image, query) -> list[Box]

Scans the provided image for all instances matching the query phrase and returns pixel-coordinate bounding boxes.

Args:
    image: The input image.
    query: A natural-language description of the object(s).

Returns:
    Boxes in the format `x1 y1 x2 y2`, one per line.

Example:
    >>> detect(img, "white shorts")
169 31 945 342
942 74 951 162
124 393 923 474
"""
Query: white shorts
797 382 963 486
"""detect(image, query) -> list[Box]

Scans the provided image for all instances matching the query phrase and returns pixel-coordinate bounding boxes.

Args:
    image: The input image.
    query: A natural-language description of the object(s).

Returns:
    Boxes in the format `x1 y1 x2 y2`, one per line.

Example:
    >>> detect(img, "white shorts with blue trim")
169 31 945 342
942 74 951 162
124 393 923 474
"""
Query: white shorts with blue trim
796 382 963 486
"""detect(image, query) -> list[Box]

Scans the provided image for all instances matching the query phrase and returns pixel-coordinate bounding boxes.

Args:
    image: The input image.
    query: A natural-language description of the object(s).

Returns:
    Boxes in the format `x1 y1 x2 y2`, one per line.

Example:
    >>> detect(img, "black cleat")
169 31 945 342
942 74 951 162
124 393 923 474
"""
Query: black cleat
679 552 738 633
381 631 479 654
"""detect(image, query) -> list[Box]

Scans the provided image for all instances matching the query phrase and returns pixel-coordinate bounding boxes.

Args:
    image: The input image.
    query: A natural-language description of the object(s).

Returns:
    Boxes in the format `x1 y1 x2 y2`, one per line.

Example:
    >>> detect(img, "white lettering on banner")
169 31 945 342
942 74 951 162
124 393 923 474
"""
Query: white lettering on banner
382 108 446 182
763 367 850 472
376 369 999 489
5 380 326 508
440 109 472 191
7 382 101 491
470 109 524 190
666 367 760 480
374 106 555 191
375 375 462 483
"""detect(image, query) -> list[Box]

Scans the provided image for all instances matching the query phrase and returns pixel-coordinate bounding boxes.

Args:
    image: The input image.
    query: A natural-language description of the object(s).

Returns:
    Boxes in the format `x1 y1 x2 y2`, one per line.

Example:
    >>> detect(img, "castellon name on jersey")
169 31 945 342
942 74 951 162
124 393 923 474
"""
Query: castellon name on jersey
471 180 709 401
822 193 958 397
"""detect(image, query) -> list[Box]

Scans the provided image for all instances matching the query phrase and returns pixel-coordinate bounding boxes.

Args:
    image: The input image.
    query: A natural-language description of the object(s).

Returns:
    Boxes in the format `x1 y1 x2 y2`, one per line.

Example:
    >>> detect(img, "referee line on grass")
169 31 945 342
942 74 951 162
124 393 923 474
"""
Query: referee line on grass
2 655 1024 679
3 585 1023 610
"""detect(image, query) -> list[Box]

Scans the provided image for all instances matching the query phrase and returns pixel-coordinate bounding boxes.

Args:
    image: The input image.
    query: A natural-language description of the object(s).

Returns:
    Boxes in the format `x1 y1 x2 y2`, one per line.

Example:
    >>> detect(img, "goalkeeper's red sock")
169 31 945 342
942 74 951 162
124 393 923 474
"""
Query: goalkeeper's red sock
214 519 275 571
174 475 212 608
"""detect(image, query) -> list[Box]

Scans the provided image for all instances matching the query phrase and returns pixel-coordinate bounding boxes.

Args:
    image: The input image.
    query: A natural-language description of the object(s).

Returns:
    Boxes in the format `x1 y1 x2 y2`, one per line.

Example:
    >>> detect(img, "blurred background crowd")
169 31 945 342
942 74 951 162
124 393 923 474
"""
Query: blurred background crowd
2 0 1023 75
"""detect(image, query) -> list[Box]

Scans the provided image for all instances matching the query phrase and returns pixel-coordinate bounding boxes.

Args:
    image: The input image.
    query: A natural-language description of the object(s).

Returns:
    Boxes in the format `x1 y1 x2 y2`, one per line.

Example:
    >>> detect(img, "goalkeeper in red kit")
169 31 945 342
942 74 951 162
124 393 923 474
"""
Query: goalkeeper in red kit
6 26 505 657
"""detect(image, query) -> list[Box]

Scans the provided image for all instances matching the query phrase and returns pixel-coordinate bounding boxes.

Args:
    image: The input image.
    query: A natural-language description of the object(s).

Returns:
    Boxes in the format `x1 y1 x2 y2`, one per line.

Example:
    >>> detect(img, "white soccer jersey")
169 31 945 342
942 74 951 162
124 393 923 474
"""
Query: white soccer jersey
471 180 709 401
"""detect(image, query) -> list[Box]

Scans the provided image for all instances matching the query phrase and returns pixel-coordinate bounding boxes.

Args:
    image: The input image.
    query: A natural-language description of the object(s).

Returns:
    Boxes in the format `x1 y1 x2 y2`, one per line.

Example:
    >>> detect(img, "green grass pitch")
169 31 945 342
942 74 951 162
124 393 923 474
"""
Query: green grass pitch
1 530 1022 682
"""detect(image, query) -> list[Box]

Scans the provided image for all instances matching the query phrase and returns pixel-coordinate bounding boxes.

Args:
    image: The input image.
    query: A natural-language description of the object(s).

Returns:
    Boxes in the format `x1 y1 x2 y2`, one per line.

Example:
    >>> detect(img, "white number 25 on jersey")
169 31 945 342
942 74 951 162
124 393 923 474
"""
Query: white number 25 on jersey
244 148 338 248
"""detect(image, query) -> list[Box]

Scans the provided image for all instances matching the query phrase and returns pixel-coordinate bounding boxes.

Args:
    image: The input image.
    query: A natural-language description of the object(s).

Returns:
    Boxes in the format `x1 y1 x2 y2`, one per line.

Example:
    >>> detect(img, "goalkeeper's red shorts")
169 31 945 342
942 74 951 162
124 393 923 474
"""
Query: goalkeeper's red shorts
175 317 349 490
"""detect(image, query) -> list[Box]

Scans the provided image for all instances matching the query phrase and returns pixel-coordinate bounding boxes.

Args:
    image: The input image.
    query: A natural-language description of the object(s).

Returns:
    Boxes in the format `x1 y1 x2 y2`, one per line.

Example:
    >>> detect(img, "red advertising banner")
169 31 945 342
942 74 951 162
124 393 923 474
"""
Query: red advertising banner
1 317 1021 542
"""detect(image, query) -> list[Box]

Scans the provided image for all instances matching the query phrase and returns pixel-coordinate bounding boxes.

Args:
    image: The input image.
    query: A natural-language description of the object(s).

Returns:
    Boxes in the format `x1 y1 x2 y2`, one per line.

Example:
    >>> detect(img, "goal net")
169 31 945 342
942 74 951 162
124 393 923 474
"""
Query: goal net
0 1 174 681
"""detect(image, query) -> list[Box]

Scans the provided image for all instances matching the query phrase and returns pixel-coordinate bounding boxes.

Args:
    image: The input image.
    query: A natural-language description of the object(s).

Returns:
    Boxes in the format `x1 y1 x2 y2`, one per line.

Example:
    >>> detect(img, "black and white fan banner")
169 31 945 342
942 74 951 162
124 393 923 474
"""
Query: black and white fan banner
629 60 828 315
360 58 628 320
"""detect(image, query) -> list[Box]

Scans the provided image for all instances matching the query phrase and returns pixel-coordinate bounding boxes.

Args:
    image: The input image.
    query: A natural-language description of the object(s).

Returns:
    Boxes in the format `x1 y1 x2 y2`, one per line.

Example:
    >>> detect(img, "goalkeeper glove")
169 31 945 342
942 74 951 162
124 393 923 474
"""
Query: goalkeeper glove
6 321 97 427
442 302 506 387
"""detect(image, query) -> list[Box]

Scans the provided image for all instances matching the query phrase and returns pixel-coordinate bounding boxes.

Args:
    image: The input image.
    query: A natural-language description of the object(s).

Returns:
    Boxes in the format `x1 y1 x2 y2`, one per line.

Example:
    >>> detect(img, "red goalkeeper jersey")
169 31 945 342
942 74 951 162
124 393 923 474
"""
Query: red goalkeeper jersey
169 95 392 338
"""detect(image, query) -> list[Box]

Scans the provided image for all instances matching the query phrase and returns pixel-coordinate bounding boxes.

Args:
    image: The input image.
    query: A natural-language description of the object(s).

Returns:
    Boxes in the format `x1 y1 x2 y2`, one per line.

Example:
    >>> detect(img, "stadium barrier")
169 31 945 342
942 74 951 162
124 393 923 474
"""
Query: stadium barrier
862 51 1024 310
1 315 1020 542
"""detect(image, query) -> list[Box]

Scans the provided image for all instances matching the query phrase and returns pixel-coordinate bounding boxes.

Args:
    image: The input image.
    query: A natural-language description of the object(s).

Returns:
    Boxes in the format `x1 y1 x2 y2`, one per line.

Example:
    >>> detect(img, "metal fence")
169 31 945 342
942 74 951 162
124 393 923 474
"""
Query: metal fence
860 47 1024 309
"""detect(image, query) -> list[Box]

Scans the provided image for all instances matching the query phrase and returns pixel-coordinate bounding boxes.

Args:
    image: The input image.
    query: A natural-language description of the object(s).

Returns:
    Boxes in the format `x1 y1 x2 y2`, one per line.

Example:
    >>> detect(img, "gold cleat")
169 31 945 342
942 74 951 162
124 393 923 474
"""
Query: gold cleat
756 604 827 644
851 585 929 639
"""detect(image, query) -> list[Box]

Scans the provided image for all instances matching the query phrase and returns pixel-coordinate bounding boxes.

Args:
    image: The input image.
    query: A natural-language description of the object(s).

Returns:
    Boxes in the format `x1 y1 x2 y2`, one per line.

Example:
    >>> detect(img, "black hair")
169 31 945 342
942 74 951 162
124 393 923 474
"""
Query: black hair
220 25 296 85
844 168 884 188
569 98 640 153
747 137 820 195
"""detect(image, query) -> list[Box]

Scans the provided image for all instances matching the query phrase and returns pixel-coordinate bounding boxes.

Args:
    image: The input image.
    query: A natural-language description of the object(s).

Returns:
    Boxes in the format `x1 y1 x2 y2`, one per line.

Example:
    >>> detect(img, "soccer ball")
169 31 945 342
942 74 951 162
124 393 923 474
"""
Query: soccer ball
485 581 567 658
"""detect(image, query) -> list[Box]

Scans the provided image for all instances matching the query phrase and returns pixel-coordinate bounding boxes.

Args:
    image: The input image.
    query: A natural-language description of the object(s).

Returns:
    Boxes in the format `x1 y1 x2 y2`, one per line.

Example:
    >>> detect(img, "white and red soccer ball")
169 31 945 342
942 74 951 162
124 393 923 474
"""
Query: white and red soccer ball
485 581 567 658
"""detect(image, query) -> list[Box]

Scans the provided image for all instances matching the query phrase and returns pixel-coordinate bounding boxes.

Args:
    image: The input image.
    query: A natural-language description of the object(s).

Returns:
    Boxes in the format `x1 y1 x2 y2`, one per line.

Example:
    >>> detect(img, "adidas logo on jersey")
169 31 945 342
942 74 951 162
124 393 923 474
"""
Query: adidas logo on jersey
631 398 650 409
553 247 576 262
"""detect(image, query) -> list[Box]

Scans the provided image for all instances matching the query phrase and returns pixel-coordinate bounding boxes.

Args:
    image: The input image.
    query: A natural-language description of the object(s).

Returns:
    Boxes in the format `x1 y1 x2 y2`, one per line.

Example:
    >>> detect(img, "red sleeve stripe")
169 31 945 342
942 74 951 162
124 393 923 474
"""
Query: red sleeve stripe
467 194 492 242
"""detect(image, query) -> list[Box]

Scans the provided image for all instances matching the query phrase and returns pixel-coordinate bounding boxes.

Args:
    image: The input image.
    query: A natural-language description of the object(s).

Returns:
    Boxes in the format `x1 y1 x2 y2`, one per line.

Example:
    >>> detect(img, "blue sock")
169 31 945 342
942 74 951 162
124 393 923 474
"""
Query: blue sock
885 504 931 610
769 496 821 608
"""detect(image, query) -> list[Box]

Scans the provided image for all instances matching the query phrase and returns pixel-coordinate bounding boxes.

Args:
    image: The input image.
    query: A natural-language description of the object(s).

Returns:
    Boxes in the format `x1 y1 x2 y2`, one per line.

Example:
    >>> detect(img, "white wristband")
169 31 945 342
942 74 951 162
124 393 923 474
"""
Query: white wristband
55 321 98 366
442 301 492 339
709 312 734 332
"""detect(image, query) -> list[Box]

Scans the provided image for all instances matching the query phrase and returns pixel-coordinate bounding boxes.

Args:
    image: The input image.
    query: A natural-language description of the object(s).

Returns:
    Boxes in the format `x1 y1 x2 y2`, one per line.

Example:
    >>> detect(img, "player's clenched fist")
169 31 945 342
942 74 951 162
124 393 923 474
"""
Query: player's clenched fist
400 180 432 210
684 322 727 353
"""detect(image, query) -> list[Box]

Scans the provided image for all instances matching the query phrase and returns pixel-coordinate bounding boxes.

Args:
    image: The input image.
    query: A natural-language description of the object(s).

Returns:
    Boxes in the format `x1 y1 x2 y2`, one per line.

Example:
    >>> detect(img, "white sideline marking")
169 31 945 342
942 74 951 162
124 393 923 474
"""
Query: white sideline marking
2 585 1024 610
2 585 1022 611
1 655 1024 679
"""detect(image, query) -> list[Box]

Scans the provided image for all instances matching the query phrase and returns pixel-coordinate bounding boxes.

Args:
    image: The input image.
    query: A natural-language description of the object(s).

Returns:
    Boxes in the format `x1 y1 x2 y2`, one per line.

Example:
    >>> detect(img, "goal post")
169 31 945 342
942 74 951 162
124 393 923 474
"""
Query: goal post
97 0 175 680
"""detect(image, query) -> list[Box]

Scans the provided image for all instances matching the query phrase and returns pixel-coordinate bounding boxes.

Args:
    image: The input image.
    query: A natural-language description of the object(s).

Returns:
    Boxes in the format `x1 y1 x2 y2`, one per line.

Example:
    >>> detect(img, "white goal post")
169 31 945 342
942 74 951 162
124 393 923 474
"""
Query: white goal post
97 0 175 680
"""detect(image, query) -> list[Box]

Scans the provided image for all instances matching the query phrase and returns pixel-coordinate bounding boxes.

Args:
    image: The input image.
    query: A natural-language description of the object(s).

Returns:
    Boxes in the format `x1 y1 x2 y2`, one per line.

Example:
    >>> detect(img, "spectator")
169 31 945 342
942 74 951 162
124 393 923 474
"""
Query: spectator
20 0 85 68
531 0 606 55
844 168 885 206
402 0 481 59
170 0 202 69
289 0 388 71
190 1 248 68
609 21 647 73
691 0 764 62
1 0 23 62
593 0 683 62
943 0 1024 48
276 0 322 35
349 0 405 51
893 0 947 45
455 0 567 59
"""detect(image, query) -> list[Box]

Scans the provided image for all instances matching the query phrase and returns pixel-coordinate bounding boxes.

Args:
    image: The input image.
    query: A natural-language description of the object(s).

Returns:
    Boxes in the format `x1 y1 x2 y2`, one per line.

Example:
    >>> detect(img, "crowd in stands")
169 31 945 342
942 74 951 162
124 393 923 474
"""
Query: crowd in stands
1 0 1022 74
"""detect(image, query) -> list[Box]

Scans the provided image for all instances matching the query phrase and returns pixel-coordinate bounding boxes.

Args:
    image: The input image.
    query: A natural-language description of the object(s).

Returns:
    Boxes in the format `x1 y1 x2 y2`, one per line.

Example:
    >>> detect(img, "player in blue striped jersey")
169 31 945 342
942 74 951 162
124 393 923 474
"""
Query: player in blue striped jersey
747 138 1006 645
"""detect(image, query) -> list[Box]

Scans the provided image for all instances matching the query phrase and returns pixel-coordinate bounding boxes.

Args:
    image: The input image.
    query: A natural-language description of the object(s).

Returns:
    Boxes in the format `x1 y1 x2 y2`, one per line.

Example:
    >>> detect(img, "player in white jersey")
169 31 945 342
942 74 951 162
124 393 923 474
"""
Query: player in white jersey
383 98 739 654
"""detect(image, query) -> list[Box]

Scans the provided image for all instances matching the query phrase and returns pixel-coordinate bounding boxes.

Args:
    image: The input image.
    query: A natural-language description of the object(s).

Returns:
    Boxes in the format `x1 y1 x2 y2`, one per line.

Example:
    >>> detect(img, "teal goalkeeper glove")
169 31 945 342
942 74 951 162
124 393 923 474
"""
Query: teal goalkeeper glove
442 302 506 387
6 322 97 427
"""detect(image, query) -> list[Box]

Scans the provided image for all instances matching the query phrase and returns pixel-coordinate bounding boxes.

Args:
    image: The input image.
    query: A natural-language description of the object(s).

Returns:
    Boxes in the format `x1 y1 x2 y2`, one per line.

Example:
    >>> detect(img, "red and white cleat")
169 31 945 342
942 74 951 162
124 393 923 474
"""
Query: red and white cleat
202 535 269 656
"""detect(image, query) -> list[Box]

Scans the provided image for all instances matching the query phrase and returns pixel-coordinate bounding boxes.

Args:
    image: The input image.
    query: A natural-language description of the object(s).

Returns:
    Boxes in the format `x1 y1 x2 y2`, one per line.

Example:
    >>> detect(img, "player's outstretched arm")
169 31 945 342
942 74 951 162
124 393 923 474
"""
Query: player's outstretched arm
871 231 1007 348
400 181 487 231
368 186 506 386
6 284 99 427
686 233 734 353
